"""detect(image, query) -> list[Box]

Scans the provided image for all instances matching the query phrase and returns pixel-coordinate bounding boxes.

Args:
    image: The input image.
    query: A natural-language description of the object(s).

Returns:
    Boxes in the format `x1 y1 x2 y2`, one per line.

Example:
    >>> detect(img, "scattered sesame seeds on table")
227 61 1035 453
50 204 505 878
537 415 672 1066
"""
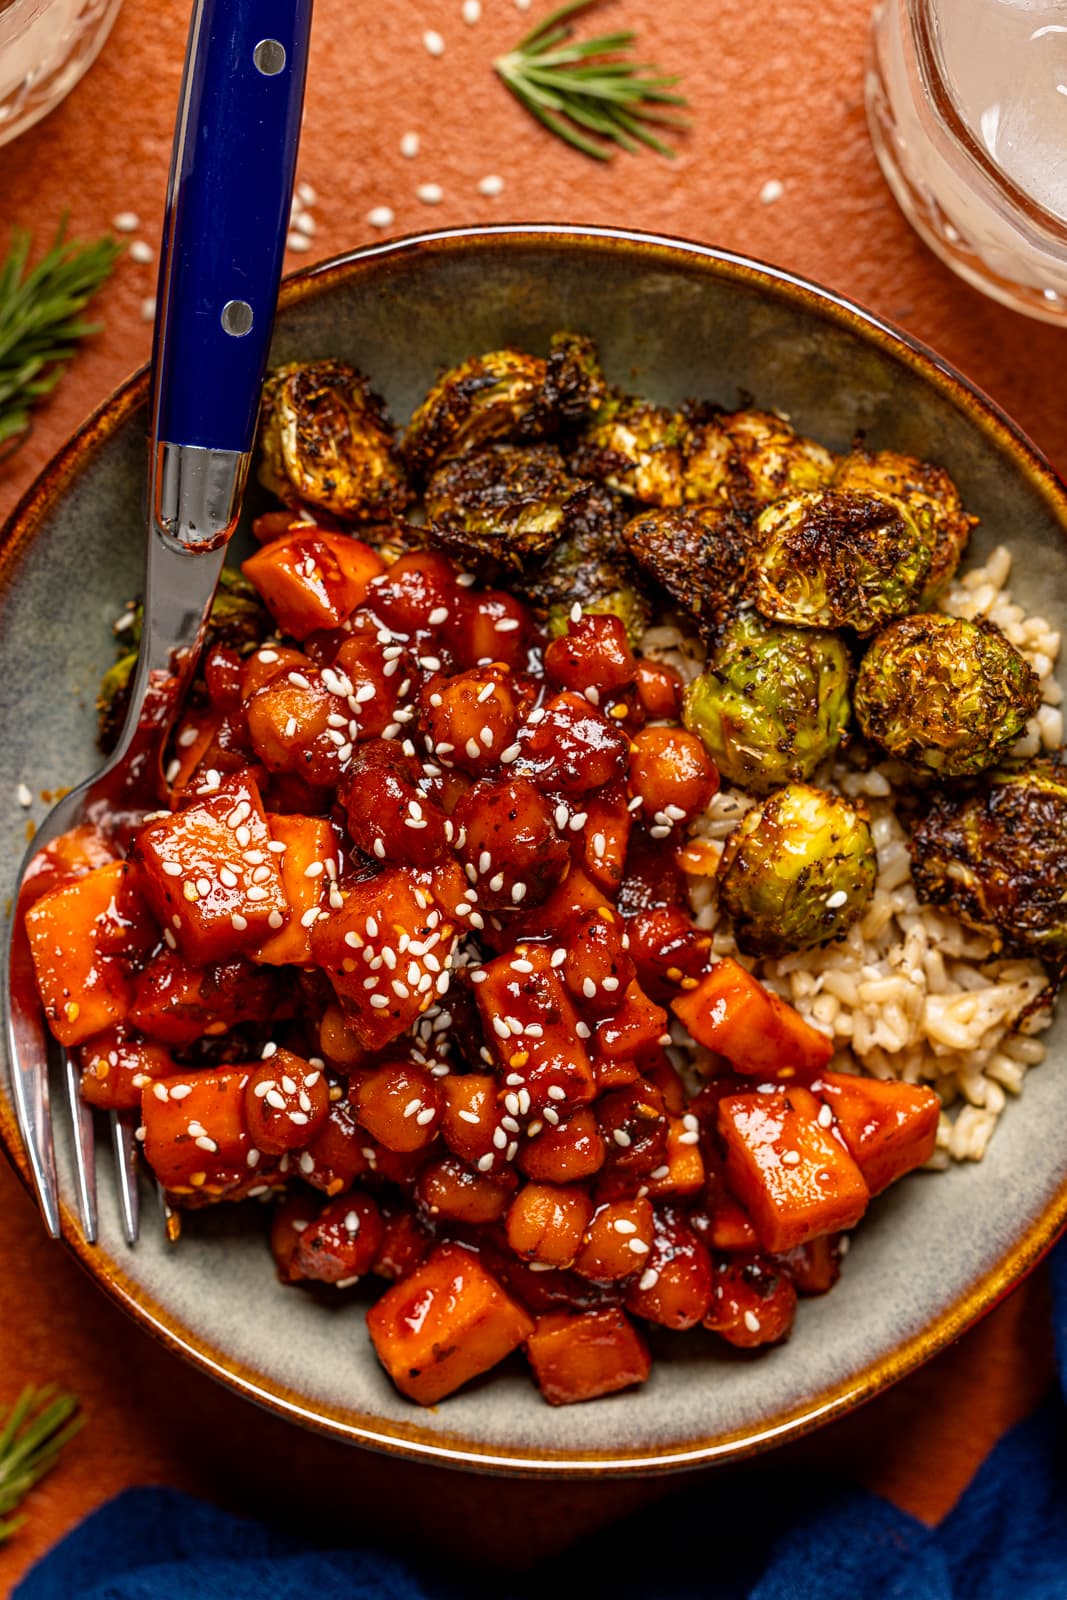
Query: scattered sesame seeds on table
0 0 1065 1588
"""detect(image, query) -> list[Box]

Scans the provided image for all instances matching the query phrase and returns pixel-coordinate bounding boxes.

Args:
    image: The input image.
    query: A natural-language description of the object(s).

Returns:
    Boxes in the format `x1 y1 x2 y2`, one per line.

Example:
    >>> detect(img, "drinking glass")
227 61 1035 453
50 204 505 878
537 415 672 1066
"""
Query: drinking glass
0 0 124 149
867 0 1067 324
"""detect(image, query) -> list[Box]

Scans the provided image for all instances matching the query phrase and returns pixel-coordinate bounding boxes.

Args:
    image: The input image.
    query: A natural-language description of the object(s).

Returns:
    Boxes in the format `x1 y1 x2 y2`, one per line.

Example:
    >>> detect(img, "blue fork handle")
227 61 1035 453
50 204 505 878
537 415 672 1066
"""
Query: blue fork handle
150 0 313 456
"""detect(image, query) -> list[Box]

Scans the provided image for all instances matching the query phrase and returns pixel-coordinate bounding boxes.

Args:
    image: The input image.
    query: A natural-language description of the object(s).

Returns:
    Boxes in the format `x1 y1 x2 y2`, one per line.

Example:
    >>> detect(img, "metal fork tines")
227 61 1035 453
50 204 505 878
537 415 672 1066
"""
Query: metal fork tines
62 1049 141 1246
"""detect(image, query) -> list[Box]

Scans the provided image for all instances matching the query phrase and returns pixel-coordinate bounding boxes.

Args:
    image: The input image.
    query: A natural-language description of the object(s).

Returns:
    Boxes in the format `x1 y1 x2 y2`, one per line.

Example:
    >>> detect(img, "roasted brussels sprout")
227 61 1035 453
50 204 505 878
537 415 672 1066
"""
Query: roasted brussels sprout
541 330 608 425
910 756 1067 956
832 448 976 603
855 613 1040 778
425 444 586 576
403 349 546 481
519 484 650 644
752 489 934 633
621 505 751 635
683 610 851 792
403 333 604 482
569 391 688 506
684 408 835 508
717 783 877 956
257 360 410 522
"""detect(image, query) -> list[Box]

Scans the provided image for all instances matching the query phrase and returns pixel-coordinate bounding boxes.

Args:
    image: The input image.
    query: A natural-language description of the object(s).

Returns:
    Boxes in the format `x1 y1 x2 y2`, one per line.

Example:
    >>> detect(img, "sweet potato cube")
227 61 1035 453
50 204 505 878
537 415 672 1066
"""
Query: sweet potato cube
815 1072 940 1195
366 1242 534 1404
310 868 457 1050
25 861 156 1046
718 1086 869 1252
141 1064 251 1195
242 531 385 639
18 824 116 912
135 776 289 964
594 980 668 1062
475 943 597 1112
526 1308 650 1406
671 958 833 1077
254 814 339 966
644 1114 706 1198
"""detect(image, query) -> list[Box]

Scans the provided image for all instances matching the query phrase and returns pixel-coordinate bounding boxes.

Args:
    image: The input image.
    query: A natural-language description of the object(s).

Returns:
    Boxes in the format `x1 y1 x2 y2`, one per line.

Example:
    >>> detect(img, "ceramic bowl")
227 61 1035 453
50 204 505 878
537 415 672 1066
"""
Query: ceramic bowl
3 226 1067 1475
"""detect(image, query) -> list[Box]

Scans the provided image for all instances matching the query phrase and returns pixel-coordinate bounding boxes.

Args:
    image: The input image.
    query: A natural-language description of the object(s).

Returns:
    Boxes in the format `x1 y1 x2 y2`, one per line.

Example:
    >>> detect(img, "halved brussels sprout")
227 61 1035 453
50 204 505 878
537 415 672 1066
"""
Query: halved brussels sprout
257 360 410 522
569 391 688 506
910 756 1067 955
683 610 851 792
515 482 651 644
855 612 1040 778
425 444 585 576
717 782 877 956
622 505 751 637
403 333 605 482
752 489 934 633
403 349 546 481
832 447 976 604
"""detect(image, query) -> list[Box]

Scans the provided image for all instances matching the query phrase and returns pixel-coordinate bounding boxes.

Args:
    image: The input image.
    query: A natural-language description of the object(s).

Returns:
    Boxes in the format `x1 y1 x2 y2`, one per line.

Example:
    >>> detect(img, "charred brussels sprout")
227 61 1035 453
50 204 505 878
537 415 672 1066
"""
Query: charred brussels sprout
683 611 851 792
569 391 688 506
855 613 1040 778
684 408 835 508
910 757 1067 956
752 489 934 633
404 334 606 482
717 783 877 956
257 360 410 522
541 330 607 424
425 444 585 577
403 349 547 480
833 448 976 603
622 505 751 637
516 483 650 644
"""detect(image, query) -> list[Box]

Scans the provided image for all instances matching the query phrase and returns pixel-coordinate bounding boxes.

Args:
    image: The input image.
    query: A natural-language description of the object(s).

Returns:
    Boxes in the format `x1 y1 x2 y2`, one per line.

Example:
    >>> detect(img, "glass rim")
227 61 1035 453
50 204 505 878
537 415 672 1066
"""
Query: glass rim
908 0 1067 246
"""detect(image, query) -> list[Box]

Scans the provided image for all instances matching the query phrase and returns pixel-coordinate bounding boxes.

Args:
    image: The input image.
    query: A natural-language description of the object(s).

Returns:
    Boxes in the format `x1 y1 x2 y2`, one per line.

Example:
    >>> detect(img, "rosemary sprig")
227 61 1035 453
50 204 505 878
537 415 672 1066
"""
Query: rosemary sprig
0 1386 83 1543
0 218 122 455
495 0 688 162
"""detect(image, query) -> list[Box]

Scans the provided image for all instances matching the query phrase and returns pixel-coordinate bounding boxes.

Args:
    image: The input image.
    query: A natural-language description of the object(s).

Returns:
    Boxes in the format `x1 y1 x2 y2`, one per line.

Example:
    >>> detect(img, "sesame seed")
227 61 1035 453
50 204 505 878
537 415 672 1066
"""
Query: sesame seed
231 912 248 931
649 824 672 840
744 1309 762 1333
759 178 784 204
267 910 285 930
423 28 445 54
638 1268 660 1291
495 618 521 633
417 182 444 204
613 1128 632 1147
818 1104 834 1128
153 1083 170 1102
628 1238 650 1255
551 948 566 968
782 1149 802 1166
195 1135 218 1152
827 889 849 909
112 210 140 231
478 174 504 196
613 1218 637 1234
370 994 390 1009
511 882 527 903
400 130 420 158
300 1152 315 1174
575 1021 591 1040
130 239 153 263
162 861 182 878
582 977 597 999
169 1084 193 1101
649 1164 670 1180
569 813 587 831
265 1089 287 1110
287 230 311 252
477 1153 495 1172
366 205 395 229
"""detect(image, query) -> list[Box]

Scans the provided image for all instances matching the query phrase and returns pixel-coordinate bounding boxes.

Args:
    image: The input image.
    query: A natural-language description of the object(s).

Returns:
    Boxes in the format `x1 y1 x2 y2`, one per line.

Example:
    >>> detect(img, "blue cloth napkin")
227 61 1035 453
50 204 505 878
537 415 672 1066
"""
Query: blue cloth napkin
18 1239 1067 1600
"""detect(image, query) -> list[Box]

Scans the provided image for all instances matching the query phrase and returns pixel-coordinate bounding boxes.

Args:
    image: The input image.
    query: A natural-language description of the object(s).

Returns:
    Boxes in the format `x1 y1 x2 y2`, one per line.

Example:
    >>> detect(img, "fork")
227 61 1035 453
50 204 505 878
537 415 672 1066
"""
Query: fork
3 0 313 1245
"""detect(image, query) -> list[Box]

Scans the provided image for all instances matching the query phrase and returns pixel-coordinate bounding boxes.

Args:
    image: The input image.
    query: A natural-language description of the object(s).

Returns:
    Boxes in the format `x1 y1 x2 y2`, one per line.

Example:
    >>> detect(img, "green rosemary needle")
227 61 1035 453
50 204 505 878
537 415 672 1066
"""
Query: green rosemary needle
0 1386 83 1543
0 218 122 455
494 0 688 162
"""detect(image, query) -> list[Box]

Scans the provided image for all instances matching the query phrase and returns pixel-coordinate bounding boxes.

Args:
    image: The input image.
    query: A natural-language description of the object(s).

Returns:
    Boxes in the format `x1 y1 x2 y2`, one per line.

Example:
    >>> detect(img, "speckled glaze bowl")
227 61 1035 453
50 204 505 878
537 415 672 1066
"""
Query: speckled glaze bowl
3 226 1067 1475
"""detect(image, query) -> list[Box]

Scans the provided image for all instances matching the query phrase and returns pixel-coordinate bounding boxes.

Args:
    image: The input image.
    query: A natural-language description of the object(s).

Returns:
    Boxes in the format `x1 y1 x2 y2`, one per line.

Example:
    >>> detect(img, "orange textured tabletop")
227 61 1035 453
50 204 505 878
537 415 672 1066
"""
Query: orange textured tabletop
1 0 1065 1591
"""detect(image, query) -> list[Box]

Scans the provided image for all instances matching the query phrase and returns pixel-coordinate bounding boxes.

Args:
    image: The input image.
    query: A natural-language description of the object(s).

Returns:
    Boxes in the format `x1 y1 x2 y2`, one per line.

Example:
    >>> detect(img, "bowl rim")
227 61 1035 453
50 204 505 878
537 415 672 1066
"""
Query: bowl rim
3 220 1067 1476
